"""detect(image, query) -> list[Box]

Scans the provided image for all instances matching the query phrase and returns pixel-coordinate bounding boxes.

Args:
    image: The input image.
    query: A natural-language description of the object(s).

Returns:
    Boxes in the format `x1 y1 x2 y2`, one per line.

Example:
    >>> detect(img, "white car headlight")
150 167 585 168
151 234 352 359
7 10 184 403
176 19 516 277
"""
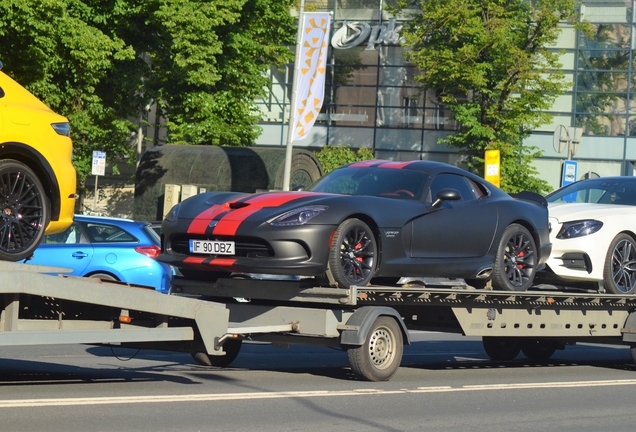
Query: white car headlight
556 220 603 239
270 206 328 226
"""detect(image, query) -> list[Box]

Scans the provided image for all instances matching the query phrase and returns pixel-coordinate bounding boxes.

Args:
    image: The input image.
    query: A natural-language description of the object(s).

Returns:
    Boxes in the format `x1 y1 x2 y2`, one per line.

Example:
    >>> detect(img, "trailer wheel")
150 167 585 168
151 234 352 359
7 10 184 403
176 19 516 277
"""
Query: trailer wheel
482 337 521 361
191 339 242 368
521 339 558 360
347 316 403 381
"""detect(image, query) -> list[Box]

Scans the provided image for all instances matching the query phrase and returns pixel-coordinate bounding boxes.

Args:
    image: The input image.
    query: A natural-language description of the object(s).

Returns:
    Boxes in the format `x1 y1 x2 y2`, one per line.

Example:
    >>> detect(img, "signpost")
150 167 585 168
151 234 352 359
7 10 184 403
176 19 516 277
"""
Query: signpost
553 126 582 188
91 151 106 213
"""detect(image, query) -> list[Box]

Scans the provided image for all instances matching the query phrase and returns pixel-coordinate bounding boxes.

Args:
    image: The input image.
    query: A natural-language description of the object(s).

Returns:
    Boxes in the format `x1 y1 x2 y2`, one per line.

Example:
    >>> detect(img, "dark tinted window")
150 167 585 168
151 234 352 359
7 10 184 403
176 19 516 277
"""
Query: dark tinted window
429 173 478 202
85 223 137 243
310 167 428 200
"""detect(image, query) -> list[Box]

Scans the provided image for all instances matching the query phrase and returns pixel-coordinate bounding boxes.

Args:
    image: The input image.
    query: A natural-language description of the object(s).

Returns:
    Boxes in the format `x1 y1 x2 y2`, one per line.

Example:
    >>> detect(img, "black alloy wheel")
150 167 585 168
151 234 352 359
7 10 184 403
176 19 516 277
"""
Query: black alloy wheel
0 160 49 261
603 233 636 295
491 224 537 291
327 218 377 288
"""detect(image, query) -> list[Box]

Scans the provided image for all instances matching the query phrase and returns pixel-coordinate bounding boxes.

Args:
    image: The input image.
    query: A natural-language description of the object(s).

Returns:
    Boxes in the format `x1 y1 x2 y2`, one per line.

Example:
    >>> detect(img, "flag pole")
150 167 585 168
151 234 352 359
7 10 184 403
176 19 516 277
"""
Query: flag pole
282 0 305 191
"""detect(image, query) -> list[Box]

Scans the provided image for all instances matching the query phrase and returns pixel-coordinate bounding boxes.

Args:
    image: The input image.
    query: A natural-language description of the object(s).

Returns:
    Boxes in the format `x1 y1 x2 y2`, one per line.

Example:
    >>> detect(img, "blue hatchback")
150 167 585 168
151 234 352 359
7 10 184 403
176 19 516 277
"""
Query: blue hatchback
25 215 172 293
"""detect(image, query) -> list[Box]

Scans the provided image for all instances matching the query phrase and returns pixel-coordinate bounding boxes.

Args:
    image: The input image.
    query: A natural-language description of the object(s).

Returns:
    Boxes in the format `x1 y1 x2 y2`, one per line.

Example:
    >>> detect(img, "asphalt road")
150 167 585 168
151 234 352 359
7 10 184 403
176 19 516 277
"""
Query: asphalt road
0 332 635 432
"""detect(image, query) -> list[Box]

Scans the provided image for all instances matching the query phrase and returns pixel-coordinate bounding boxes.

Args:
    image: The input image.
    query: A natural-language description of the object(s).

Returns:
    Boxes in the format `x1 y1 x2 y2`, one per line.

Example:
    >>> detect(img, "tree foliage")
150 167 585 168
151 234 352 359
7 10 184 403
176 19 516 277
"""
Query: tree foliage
0 0 296 184
397 0 585 193
314 145 374 174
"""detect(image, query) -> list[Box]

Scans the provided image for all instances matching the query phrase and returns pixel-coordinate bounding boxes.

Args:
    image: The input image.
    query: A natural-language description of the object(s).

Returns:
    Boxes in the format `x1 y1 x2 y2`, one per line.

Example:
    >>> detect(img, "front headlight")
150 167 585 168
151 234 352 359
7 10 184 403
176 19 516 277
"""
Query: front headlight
270 206 328 226
165 203 181 222
51 122 71 137
556 220 603 239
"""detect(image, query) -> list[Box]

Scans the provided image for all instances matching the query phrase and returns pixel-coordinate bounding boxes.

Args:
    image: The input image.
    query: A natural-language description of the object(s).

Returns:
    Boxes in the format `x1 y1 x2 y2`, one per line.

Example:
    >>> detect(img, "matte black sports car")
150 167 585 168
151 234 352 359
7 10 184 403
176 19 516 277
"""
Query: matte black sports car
158 160 551 291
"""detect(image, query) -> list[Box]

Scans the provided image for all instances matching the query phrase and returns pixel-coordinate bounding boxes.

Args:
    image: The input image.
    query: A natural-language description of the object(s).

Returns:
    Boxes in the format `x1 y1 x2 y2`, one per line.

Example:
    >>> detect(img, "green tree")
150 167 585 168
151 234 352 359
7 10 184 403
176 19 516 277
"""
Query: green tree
397 0 584 193
0 0 296 185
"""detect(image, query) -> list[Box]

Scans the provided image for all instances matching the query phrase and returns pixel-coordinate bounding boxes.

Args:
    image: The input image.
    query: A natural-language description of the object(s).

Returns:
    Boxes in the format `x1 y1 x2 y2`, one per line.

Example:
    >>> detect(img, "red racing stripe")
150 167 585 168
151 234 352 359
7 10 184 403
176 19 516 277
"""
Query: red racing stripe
212 192 315 236
376 161 418 169
348 160 383 168
187 204 232 234
184 256 207 265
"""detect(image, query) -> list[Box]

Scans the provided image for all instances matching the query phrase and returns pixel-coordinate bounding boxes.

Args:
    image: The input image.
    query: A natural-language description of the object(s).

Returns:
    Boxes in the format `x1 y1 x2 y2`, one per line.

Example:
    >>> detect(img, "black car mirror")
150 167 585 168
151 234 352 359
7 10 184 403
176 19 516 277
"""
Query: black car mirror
432 188 461 208
292 185 306 191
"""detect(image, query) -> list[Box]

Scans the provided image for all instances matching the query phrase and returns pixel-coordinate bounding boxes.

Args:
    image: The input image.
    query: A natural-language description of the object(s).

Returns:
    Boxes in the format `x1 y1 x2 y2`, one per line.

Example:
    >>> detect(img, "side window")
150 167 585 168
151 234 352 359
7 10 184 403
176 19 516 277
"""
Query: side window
86 223 137 243
42 222 83 244
429 173 478 202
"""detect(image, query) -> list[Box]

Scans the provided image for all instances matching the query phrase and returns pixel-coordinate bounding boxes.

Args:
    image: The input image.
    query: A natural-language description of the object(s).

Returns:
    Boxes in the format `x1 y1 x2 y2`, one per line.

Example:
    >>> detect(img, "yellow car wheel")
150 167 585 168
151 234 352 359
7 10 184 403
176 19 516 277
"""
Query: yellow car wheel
0 159 49 261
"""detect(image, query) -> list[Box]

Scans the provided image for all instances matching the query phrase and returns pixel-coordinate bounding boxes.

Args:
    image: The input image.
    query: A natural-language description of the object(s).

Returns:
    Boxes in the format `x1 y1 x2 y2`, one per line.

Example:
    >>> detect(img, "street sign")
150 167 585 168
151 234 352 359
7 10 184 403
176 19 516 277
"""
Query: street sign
561 159 578 187
484 149 500 188
92 151 106 176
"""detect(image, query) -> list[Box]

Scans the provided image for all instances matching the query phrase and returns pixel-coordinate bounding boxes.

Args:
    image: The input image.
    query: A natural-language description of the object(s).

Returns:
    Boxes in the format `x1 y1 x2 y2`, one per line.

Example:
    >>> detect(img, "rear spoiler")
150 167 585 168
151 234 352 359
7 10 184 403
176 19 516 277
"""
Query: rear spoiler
509 191 548 207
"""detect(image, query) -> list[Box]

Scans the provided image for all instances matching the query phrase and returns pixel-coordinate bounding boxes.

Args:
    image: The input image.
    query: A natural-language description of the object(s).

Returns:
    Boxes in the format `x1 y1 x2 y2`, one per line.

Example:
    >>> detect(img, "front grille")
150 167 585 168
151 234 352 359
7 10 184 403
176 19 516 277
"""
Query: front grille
170 234 273 258
559 253 592 273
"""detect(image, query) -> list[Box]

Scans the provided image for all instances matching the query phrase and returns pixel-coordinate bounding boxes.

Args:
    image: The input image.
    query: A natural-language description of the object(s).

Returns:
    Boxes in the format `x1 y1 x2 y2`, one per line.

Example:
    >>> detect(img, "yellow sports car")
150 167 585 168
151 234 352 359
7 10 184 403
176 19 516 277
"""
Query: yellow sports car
0 63 76 261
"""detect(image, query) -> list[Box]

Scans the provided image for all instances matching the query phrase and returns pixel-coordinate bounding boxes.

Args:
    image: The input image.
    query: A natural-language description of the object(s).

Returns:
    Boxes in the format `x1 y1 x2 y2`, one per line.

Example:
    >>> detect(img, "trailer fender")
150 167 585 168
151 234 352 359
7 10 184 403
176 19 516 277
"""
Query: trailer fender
339 306 410 346
621 311 636 343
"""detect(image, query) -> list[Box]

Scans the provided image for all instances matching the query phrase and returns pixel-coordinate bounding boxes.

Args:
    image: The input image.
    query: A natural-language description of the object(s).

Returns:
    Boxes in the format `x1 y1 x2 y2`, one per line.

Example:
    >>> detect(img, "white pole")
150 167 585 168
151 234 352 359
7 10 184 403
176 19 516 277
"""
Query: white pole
282 0 305 191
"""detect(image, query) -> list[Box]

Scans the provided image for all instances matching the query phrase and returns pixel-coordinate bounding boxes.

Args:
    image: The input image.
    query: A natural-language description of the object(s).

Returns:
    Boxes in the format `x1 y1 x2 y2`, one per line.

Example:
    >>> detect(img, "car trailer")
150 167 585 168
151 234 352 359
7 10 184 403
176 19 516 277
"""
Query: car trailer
3 261 636 382
171 275 636 381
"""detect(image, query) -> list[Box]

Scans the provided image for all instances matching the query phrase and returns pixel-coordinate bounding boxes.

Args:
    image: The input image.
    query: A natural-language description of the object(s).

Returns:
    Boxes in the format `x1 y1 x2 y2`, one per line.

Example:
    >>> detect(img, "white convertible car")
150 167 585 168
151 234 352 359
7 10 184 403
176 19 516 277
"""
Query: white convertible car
540 176 636 294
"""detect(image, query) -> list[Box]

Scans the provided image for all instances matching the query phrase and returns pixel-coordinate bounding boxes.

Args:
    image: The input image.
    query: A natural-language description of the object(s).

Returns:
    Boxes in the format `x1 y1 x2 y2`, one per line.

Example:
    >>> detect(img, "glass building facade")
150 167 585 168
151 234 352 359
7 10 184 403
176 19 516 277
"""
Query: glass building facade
254 0 636 190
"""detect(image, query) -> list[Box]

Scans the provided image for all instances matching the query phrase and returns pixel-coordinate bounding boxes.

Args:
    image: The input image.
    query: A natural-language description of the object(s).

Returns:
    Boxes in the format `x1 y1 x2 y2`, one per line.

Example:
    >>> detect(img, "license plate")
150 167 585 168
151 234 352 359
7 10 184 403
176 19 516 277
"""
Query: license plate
189 239 235 255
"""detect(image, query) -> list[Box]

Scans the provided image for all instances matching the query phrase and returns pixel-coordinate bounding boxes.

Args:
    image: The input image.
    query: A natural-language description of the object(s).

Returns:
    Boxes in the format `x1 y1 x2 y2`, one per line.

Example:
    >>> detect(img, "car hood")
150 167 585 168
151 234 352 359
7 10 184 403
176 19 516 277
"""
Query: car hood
548 202 636 222
177 191 349 221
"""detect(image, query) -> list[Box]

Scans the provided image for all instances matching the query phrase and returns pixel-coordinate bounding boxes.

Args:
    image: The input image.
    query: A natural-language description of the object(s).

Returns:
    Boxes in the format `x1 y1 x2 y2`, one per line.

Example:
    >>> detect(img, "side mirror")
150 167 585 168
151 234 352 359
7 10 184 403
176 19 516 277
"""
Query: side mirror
292 185 305 191
432 188 461 208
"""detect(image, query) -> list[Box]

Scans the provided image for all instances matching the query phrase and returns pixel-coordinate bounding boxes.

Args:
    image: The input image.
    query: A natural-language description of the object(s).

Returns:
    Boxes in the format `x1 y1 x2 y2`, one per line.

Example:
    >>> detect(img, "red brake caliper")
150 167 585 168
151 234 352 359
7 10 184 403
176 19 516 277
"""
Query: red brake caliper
354 242 363 275
517 249 525 268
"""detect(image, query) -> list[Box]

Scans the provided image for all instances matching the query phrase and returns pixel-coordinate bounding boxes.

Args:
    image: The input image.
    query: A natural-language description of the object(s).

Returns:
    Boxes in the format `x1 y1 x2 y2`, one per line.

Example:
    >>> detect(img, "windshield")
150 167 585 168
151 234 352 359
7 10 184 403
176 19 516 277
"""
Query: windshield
309 167 428 200
546 178 636 206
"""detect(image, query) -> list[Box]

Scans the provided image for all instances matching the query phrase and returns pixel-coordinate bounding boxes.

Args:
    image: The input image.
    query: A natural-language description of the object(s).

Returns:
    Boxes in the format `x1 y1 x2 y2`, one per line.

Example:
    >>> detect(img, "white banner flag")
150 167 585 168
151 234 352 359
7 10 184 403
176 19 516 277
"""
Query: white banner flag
292 12 331 142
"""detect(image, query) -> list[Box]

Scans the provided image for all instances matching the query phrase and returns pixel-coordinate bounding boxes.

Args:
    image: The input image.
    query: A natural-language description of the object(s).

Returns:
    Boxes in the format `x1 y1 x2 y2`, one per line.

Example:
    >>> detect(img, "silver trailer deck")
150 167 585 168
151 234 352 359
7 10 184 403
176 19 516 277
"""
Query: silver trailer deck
3 261 636 382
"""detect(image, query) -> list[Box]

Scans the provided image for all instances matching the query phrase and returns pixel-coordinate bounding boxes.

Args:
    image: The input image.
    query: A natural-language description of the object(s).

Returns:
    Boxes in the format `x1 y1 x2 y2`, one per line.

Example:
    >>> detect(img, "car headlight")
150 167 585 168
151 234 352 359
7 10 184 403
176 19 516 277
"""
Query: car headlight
556 220 603 239
51 122 71 137
165 203 181 222
270 206 328 226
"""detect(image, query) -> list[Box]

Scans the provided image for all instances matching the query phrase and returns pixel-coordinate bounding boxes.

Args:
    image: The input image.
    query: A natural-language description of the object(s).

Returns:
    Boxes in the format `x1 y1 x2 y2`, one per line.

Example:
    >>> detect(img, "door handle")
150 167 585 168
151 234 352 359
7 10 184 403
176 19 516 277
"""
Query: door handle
72 252 88 259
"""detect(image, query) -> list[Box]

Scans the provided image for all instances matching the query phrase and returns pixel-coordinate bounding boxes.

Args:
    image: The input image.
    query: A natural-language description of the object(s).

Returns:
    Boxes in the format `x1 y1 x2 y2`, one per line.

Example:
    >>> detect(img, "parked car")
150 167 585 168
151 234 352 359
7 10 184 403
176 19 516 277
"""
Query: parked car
25 215 172 293
539 176 636 294
158 160 551 291
0 62 76 261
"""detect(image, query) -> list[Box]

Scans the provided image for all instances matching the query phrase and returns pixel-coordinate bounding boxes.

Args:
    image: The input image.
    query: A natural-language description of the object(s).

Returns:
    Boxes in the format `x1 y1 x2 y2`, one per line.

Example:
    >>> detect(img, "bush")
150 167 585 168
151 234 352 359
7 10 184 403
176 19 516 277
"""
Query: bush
314 145 374 174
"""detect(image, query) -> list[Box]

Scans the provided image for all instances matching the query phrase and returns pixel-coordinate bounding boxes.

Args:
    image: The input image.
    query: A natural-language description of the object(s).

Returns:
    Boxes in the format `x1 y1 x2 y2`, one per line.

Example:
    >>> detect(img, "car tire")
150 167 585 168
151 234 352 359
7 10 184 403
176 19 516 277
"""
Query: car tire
491 224 537 291
88 273 118 281
603 233 636 295
346 316 403 381
482 336 521 361
0 159 49 262
327 218 377 288
191 339 242 368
